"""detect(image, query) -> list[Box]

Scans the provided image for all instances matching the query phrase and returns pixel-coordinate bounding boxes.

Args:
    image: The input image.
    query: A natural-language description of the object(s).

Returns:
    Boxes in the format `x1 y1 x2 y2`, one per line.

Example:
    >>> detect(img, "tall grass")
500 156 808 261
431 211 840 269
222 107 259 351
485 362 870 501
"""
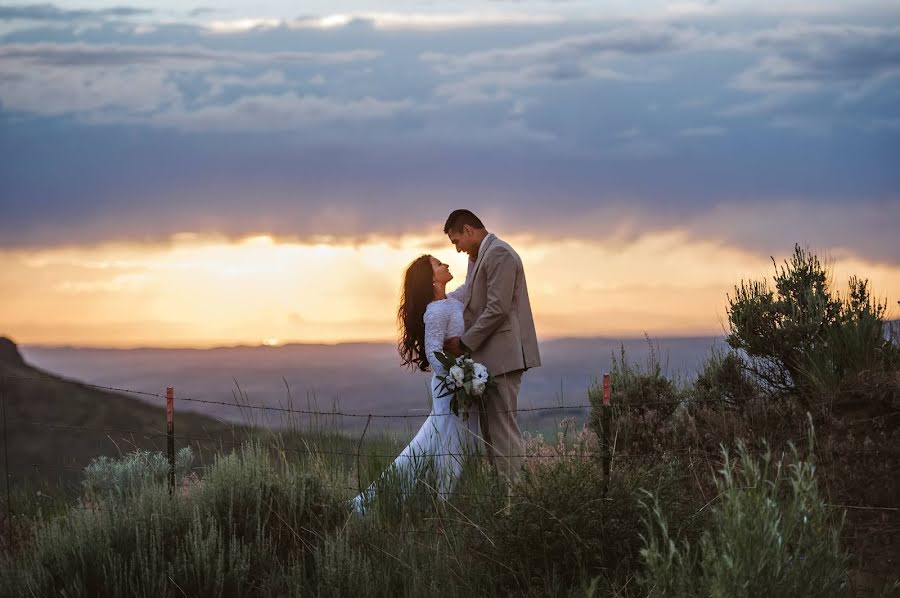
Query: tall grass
640 439 848 597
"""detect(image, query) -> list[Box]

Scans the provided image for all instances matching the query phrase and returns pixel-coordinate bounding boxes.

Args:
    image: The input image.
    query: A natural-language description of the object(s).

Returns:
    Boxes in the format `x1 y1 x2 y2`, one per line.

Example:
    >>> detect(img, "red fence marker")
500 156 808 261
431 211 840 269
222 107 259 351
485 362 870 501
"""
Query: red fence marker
166 386 175 494
602 373 611 406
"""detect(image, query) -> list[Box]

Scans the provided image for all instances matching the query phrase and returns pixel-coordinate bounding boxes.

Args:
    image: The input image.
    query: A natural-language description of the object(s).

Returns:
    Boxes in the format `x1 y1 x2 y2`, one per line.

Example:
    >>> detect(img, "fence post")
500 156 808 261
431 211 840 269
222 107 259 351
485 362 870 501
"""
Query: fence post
601 373 611 496
166 386 175 495
2 378 11 528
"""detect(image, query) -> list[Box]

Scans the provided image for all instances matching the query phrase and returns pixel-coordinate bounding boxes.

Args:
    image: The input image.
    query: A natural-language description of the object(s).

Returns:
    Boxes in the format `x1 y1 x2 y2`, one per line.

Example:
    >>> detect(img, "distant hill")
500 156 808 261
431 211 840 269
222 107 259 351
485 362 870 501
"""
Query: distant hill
0 337 247 487
20 336 725 434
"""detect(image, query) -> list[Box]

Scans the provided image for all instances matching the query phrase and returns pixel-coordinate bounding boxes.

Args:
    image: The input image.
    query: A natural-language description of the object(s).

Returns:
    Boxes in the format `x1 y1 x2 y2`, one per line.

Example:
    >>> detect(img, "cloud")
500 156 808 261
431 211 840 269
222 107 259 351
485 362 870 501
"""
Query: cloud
203 70 288 98
0 3 152 22
679 125 727 136
187 7 217 18
609 127 669 157
723 24 900 114
204 12 564 34
422 26 725 73
0 42 381 68
422 26 701 104
0 42 381 116
686 199 900 266
433 62 665 104
149 93 415 131
866 117 900 131
423 21 900 119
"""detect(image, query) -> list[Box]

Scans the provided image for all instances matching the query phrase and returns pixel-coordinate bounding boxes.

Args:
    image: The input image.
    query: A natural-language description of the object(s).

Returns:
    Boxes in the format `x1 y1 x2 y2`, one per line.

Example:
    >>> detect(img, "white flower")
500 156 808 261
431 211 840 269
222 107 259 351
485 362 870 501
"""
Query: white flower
472 379 487 396
473 363 489 381
449 365 465 386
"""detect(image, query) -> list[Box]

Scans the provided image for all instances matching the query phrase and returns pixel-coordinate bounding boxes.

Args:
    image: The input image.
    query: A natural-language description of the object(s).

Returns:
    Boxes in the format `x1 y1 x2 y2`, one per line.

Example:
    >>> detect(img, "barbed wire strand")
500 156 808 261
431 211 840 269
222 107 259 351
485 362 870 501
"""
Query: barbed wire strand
0 373 807 419
6 419 899 462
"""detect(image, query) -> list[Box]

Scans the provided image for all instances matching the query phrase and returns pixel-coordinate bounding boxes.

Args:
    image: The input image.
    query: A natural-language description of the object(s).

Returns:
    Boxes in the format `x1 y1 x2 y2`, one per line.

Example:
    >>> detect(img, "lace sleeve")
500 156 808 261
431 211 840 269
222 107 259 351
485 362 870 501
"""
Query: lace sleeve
423 302 450 374
447 282 467 302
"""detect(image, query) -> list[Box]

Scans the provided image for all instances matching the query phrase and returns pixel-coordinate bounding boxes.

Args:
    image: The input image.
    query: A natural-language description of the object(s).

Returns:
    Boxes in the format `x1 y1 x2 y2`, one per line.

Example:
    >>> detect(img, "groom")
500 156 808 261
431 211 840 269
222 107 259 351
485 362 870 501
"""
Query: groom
443 209 541 481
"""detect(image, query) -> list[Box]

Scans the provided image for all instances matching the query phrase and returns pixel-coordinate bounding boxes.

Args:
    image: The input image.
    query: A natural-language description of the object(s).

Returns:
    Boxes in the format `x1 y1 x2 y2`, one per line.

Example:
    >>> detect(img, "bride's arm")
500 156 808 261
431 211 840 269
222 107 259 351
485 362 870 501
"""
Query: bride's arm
423 303 450 371
446 283 467 302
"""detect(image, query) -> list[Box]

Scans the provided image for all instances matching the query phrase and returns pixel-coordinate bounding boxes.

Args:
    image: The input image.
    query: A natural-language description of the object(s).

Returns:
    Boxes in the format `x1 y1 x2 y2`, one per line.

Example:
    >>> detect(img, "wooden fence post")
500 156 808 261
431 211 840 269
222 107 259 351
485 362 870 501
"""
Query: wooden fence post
166 386 175 495
601 373 611 496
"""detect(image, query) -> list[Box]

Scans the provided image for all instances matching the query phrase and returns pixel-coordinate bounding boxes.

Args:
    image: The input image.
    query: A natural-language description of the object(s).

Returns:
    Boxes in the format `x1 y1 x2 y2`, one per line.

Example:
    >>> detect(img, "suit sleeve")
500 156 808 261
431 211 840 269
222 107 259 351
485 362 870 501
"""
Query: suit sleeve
461 249 516 352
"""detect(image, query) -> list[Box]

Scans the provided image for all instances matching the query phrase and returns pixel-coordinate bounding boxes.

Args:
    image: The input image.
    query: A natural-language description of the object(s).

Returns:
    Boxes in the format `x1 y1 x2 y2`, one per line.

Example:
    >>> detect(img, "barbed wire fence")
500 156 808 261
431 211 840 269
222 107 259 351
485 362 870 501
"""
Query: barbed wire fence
0 372 897 547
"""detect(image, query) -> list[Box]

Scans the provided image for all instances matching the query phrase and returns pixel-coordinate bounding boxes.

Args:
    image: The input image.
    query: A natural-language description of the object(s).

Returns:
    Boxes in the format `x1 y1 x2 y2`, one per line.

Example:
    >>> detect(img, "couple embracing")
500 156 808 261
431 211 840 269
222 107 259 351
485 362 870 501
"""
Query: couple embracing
354 210 540 513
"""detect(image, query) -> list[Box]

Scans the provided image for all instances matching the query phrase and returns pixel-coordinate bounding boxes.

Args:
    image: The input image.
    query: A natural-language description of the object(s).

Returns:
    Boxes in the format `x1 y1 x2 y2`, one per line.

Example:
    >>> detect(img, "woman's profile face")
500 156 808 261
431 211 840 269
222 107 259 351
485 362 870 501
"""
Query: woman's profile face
430 256 453 285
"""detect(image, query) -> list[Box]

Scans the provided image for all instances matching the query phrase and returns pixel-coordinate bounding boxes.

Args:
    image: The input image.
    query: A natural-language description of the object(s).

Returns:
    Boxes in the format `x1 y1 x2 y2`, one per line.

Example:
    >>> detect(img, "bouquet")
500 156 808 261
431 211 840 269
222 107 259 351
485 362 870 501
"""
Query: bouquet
434 351 494 419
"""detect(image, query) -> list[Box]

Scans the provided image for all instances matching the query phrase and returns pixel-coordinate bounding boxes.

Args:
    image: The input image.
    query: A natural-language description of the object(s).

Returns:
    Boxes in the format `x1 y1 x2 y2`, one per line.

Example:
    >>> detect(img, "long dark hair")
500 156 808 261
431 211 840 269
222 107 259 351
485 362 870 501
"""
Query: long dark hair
398 254 434 371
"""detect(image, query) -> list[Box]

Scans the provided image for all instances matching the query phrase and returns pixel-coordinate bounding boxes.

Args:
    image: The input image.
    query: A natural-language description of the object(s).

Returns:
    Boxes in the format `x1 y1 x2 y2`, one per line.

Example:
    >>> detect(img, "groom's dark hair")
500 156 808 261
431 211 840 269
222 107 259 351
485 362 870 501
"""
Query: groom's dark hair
443 209 485 234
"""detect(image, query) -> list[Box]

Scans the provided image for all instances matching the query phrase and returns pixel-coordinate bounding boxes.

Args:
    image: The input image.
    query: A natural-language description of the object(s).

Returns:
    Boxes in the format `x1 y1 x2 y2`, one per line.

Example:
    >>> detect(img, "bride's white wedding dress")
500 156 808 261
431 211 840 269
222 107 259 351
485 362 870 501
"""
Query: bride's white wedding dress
353 292 478 514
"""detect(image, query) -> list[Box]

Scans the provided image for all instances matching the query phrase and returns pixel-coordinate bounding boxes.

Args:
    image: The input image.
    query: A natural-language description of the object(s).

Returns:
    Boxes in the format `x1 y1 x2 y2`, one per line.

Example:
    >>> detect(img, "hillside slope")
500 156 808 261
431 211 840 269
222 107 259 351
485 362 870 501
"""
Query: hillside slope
0 337 246 487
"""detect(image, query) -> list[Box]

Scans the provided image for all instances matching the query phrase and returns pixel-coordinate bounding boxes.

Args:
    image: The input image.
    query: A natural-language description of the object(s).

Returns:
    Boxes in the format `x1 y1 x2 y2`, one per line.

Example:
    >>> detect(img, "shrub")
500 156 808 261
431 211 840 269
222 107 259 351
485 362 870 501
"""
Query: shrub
640 440 849 598
589 337 684 443
727 244 893 402
82 447 195 498
800 277 899 408
194 443 345 558
693 349 760 405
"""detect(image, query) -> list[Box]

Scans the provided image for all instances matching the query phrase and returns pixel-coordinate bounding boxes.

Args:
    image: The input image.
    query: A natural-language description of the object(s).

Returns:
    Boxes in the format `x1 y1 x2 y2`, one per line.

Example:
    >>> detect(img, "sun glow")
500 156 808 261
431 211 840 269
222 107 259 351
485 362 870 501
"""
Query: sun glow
1 232 898 348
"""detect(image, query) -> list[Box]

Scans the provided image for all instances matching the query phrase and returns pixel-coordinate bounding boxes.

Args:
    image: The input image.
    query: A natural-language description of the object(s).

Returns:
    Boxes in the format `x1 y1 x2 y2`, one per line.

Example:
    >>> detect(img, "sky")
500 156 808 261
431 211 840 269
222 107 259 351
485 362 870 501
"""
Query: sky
1 0 899 347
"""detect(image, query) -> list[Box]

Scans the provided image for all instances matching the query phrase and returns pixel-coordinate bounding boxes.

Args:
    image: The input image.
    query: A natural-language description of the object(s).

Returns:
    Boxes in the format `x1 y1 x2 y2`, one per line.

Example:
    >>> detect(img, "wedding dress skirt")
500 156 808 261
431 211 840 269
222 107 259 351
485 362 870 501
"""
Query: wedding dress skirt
352 374 478 514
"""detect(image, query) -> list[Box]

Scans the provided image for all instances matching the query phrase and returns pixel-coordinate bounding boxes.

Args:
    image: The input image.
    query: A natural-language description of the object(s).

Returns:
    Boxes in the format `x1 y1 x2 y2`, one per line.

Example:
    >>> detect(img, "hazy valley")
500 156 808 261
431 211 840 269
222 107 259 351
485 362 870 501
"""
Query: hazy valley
22 336 724 432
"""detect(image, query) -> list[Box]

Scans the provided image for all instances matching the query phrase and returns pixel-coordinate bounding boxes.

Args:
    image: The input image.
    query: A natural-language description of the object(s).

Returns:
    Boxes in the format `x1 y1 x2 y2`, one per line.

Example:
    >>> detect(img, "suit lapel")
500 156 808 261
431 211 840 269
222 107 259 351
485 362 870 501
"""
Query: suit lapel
464 233 496 310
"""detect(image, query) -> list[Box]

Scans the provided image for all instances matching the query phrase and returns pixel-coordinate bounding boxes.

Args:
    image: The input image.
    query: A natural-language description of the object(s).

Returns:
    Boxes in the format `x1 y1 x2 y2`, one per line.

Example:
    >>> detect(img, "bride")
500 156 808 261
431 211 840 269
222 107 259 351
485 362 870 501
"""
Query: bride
352 254 478 514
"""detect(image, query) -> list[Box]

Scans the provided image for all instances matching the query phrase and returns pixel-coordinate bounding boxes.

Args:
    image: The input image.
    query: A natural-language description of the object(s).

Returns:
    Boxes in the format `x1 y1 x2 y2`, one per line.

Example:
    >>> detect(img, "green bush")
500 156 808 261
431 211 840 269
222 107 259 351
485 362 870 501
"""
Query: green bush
693 349 760 405
640 441 848 598
800 277 899 406
727 244 894 402
589 337 684 441
82 446 195 498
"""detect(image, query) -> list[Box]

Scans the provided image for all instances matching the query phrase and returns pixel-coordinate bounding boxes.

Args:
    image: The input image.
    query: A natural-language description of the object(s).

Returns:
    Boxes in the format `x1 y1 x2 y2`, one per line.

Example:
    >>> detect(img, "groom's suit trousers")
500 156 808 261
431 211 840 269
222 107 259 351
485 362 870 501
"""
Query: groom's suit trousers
476 369 524 481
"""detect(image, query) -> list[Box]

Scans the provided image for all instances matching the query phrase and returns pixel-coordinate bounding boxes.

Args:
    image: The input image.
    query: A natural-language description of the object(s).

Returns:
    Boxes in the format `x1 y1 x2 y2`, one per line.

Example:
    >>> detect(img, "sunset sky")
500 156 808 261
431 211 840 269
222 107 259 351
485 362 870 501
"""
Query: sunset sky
1 1 899 347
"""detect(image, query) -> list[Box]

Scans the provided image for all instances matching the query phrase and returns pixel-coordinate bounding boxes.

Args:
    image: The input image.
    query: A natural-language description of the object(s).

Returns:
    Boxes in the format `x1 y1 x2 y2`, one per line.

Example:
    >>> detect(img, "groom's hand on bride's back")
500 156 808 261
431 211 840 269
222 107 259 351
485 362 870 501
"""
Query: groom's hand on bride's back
443 337 466 357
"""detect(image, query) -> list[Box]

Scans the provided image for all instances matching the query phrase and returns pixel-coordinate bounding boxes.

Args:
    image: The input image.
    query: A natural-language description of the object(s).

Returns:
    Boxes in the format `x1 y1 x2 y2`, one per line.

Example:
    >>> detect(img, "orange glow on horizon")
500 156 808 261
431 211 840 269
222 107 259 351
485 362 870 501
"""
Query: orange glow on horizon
1 231 898 348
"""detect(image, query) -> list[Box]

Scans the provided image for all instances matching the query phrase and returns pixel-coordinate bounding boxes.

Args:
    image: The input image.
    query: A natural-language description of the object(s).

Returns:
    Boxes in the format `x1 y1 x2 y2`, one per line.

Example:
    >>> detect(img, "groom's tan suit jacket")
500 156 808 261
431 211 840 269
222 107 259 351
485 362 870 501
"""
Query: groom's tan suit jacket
460 234 541 376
